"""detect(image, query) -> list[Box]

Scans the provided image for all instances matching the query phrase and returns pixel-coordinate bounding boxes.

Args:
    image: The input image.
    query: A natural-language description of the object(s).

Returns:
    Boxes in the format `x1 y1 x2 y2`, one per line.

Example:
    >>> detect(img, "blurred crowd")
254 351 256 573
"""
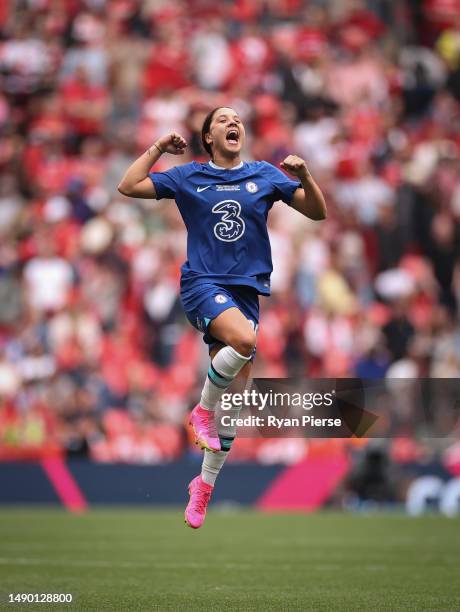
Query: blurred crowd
0 0 460 465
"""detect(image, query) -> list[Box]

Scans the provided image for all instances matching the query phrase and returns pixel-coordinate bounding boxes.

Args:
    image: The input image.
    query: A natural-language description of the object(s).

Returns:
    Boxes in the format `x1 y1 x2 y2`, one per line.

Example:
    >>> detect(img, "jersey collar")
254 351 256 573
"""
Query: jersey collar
208 160 244 171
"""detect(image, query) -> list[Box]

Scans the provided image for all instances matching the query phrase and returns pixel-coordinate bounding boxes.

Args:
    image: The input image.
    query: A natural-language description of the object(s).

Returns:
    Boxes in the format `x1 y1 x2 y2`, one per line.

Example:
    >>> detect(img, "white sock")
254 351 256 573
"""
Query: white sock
200 345 250 411
201 449 228 486
201 404 241 486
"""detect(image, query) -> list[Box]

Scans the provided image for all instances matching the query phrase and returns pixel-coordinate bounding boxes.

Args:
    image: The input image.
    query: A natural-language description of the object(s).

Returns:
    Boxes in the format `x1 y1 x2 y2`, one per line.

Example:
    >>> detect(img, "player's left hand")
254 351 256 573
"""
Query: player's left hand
280 155 310 179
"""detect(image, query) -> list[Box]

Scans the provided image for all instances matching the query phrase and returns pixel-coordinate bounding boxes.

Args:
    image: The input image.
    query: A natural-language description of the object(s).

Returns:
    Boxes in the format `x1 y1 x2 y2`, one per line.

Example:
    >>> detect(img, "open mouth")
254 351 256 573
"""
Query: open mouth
226 129 239 145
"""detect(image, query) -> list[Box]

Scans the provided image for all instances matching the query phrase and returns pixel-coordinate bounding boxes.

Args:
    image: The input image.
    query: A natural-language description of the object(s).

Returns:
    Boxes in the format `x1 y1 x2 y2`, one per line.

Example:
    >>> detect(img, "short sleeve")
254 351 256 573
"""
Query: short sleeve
262 161 301 206
149 165 182 200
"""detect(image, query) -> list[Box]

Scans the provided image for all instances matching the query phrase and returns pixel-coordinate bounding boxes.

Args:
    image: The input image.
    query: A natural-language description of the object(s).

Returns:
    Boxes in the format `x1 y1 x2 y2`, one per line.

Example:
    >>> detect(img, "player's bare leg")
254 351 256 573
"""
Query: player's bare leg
201 344 252 477
185 347 252 529
185 313 254 529
188 308 255 452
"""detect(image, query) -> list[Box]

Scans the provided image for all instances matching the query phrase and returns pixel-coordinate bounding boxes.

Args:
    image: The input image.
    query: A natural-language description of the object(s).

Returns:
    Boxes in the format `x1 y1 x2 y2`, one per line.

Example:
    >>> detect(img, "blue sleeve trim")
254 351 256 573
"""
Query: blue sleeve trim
262 161 301 206
148 173 162 200
148 164 184 200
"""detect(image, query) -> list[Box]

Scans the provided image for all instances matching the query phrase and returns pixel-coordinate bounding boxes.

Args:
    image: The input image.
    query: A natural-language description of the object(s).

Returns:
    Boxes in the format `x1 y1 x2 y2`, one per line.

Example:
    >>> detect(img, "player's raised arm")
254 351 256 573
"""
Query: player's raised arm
280 155 327 221
117 132 187 199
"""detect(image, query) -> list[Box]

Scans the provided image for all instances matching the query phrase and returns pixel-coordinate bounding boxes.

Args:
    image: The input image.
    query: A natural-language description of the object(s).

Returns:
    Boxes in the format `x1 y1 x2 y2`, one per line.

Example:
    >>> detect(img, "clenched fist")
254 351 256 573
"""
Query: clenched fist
280 155 310 179
154 132 188 155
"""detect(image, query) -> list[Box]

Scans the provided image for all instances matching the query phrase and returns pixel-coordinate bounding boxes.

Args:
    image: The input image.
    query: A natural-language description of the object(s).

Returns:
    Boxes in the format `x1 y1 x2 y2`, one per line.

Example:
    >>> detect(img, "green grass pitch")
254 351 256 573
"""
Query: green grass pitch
0 509 459 611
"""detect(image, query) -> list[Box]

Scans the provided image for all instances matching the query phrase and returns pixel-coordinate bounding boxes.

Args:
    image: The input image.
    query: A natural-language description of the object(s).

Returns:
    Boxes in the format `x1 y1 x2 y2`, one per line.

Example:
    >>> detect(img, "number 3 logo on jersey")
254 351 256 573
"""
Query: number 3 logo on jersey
212 199 245 242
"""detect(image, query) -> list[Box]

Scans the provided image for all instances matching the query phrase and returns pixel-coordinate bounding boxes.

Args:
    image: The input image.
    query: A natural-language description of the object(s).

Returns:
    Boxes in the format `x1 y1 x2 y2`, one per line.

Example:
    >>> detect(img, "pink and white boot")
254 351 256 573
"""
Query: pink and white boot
189 404 221 452
184 475 214 529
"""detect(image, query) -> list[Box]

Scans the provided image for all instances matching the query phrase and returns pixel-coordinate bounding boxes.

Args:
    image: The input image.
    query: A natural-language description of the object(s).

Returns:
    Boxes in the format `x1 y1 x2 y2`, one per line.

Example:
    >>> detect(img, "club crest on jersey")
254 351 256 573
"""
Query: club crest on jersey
215 294 228 304
245 181 258 193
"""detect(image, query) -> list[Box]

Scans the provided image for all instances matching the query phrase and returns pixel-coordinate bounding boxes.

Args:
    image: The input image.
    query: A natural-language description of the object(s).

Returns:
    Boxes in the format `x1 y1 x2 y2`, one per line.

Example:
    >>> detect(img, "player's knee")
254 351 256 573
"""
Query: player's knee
229 329 256 358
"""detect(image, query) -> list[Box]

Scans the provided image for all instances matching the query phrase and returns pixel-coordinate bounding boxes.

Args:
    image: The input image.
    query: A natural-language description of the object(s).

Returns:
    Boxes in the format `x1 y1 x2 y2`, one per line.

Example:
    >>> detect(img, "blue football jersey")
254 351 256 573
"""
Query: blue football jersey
149 160 300 295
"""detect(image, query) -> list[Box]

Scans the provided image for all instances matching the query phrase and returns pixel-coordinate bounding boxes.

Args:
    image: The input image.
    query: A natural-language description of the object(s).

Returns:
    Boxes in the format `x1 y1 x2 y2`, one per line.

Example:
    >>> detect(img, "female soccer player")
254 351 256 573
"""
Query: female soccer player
118 107 326 528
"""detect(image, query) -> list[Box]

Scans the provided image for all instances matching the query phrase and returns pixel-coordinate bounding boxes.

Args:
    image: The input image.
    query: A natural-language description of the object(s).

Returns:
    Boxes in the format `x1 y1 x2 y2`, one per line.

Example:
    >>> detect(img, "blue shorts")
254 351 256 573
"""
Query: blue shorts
180 280 259 354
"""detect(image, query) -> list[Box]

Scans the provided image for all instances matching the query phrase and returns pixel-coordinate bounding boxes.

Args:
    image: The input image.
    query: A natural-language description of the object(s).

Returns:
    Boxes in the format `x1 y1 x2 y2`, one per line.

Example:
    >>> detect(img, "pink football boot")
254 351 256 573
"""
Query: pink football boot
189 404 221 452
184 475 214 529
